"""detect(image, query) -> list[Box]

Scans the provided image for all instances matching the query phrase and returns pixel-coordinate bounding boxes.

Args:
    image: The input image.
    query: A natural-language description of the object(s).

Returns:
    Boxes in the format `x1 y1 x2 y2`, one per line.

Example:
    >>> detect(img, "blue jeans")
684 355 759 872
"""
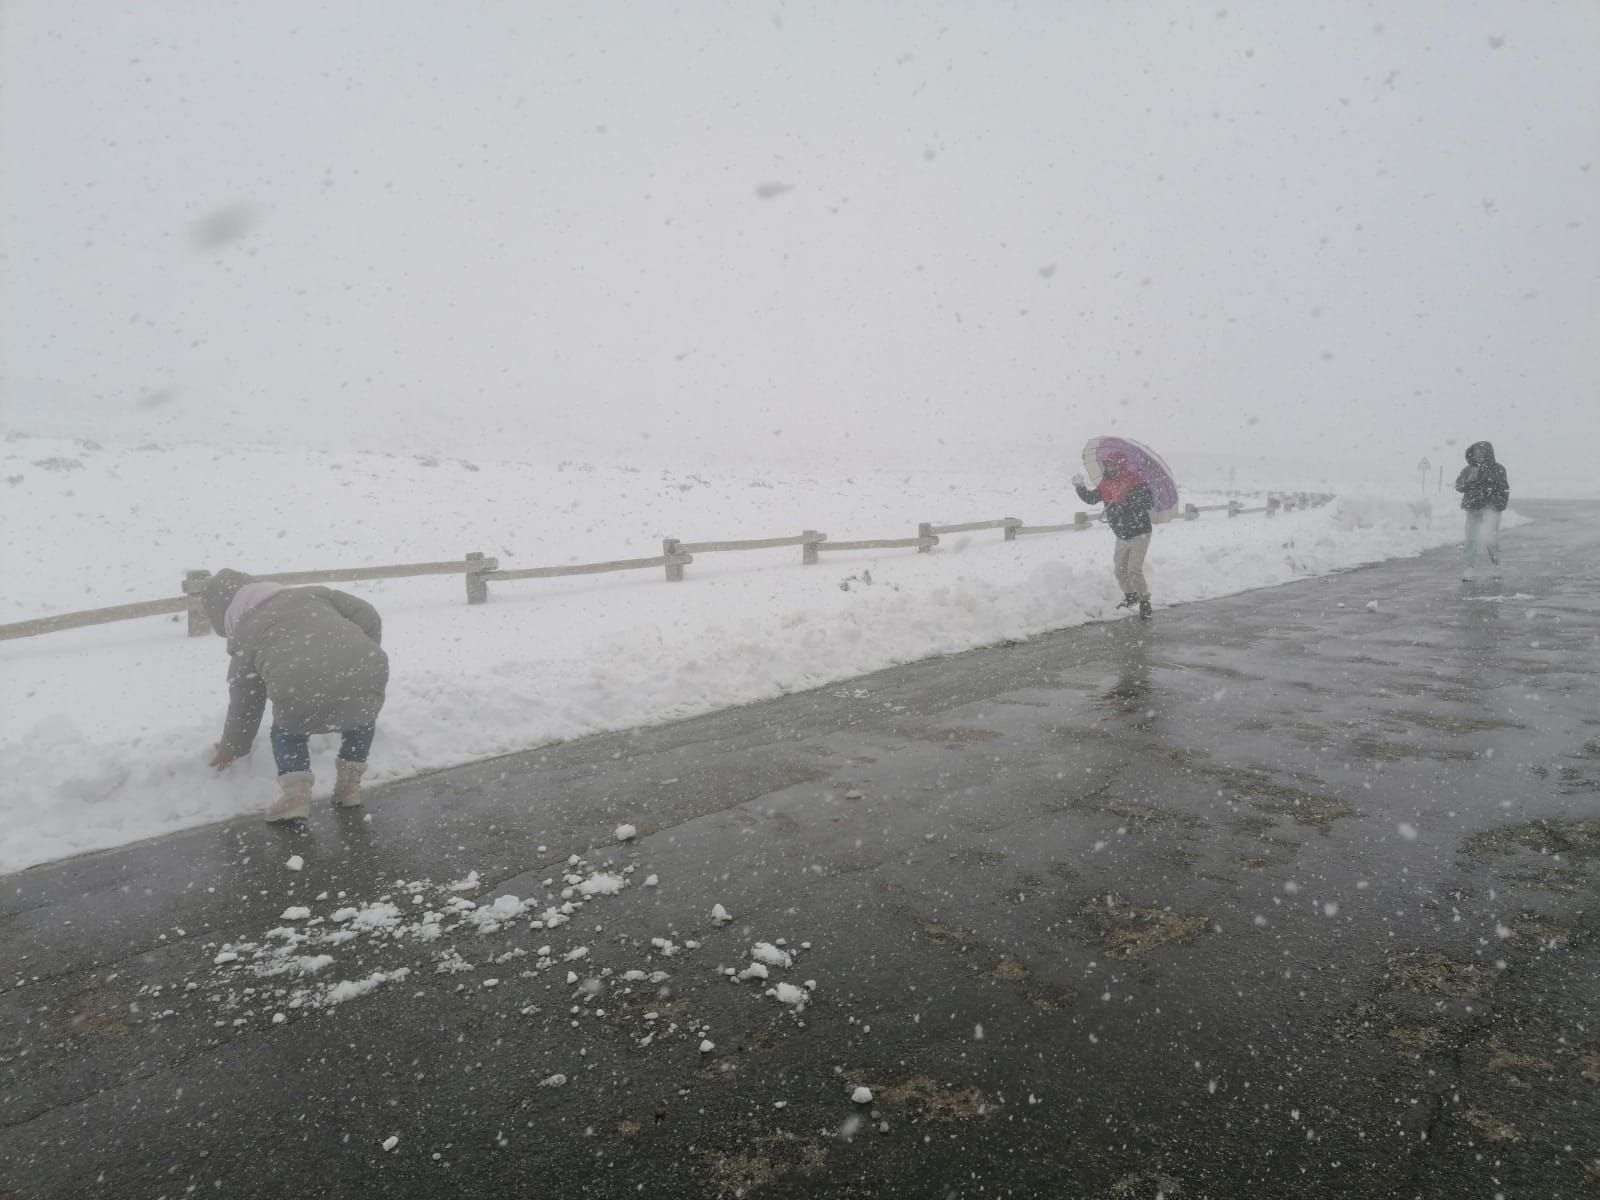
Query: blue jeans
269 724 376 775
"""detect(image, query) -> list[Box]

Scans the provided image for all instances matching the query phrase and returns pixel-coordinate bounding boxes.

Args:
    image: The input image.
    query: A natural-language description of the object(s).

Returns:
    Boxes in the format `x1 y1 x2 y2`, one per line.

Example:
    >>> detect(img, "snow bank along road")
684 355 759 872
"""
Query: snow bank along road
1 435 1468 875
3 501 1597 1199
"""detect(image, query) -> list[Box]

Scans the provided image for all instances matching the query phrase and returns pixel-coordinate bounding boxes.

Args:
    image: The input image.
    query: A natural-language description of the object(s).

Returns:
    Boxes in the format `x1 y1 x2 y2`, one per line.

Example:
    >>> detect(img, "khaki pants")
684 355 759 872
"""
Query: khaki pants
1113 533 1151 599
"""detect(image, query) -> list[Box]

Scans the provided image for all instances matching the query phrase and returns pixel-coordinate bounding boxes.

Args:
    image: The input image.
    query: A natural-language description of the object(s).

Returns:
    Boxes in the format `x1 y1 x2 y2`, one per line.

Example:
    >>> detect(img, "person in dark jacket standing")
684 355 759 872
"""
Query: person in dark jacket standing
202 568 390 821
1073 451 1156 617
1453 441 1510 580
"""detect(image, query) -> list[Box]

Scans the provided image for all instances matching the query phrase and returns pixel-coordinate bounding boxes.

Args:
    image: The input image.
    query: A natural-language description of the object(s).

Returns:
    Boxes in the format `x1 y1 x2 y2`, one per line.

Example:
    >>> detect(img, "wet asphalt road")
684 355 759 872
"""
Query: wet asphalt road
3 500 1598 1200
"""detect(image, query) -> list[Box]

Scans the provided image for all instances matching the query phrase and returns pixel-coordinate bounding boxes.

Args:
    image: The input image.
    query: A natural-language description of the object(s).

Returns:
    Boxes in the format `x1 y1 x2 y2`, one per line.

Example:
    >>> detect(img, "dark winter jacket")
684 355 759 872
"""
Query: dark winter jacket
1075 479 1155 540
1454 442 1509 512
203 569 389 756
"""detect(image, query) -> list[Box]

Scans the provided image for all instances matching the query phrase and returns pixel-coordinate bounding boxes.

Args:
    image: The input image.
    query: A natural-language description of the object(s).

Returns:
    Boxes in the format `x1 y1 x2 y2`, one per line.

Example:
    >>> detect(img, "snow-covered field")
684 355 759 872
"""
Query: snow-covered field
0 436 1500 874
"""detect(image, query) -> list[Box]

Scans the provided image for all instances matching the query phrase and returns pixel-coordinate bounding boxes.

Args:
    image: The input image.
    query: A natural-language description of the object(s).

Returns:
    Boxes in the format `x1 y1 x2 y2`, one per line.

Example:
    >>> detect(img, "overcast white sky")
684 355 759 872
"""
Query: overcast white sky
1 1 1595 489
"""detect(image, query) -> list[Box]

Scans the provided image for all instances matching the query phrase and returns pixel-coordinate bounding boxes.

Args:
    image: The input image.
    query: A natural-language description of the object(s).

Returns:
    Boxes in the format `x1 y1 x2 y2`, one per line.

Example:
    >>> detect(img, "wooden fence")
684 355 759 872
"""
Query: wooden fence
0 491 1333 643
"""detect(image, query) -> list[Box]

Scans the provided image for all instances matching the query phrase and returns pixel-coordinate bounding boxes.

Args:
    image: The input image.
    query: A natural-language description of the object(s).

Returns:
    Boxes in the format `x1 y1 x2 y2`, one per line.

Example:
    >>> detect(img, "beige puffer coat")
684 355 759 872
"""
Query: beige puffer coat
203 569 390 756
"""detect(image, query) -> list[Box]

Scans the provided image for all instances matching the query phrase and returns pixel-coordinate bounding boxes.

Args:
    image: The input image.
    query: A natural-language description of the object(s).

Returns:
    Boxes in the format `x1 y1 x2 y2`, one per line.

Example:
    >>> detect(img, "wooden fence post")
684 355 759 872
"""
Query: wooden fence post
184 570 212 637
1003 517 1020 541
917 522 934 553
663 539 685 581
1073 512 1090 530
1227 501 1242 518
1184 503 1199 521
802 531 821 565
1266 495 1281 517
465 552 489 605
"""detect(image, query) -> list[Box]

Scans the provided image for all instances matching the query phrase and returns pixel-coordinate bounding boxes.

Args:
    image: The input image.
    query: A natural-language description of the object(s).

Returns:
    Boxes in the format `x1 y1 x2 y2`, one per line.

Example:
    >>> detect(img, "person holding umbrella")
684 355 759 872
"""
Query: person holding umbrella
1074 450 1157 617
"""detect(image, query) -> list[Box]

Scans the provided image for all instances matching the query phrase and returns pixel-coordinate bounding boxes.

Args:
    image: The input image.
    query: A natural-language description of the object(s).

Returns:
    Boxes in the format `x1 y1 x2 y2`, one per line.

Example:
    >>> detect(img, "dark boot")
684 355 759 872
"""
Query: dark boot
1138 598 1153 618
1115 593 1138 610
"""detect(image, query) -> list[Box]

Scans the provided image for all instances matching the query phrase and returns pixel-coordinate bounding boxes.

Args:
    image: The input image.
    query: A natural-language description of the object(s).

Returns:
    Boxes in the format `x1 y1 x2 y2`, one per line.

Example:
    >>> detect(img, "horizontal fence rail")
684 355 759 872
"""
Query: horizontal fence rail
664 531 827 578
925 518 1022 536
0 491 1335 643
485 554 692 583
819 535 939 553
0 597 192 642
676 532 824 554
1016 514 1093 535
179 559 501 636
227 560 493 587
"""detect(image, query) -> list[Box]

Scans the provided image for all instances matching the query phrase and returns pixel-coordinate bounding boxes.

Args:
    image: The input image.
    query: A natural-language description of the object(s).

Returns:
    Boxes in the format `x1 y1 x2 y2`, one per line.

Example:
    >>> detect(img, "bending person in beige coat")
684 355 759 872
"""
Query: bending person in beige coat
203 568 390 821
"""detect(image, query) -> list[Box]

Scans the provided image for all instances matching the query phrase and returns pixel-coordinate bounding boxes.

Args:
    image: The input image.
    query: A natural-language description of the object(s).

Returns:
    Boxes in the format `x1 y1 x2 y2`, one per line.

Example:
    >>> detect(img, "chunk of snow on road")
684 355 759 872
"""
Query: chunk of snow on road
213 950 239 965
769 982 809 1008
322 967 411 1006
536 907 570 929
711 904 732 924
254 953 334 978
1398 822 1419 840
447 871 480 892
738 962 769 982
285 855 304 872
349 901 403 931
699 1039 715 1053
751 942 792 968
279 906 311 921
614 823 637 841
382 1135 399 1152
643 874 659 887
578 873 625 897
434 948 474 974
540 1073 567 1087
851 1086 873 1104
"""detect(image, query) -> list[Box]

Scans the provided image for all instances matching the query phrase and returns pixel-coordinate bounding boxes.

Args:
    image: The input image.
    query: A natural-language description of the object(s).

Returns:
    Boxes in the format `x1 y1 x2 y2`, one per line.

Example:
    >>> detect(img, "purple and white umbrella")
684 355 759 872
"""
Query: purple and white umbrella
1081 436 1180 518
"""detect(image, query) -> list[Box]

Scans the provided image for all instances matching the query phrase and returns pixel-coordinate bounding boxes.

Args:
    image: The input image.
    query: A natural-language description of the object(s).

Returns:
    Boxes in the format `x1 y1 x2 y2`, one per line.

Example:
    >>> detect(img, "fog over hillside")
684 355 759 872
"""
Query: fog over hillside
2 2 1595 492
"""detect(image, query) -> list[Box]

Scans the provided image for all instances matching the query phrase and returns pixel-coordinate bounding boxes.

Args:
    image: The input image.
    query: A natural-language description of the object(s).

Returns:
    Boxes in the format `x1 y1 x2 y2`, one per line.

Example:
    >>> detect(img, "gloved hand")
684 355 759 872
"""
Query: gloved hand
1070 474 1085 486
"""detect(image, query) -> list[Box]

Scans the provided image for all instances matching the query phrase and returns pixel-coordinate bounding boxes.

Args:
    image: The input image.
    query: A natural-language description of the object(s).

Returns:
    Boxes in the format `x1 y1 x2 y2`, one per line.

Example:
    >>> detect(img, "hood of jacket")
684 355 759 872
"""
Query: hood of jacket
1465 441 1497 464
1097 452 1146 503
202 568 254 637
